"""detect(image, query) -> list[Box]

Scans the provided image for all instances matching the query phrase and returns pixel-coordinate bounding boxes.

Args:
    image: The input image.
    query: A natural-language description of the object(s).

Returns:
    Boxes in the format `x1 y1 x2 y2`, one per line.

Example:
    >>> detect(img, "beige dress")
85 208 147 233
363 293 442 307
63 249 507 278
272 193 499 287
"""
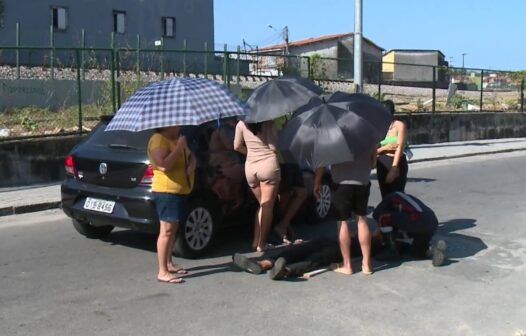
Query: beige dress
234 121 281 187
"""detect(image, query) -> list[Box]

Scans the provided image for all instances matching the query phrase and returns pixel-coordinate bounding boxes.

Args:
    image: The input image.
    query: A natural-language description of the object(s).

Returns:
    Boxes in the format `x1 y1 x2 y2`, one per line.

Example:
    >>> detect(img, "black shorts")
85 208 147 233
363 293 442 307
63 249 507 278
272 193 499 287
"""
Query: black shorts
279 163 305 193
331 183 370 219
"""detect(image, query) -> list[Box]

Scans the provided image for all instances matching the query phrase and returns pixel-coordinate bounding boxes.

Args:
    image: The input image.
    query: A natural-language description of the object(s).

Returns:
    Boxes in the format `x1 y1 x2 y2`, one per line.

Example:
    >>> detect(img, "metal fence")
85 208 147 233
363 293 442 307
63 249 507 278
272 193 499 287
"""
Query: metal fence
0 44 524 140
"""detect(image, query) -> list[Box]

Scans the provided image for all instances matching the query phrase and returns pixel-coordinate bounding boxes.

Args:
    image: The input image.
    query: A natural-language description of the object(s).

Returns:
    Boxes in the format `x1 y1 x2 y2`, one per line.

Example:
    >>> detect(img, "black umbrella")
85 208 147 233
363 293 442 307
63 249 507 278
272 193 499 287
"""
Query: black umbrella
278 93 392 168
244 76 323 123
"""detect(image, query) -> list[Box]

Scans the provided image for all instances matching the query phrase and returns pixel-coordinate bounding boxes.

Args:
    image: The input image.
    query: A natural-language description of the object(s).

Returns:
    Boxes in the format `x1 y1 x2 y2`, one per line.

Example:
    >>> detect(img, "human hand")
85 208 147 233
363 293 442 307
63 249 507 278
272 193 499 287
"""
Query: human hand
385 166 399 183
176 136 187 150
186 158 196 176
313 182 321 199
386 143 398 151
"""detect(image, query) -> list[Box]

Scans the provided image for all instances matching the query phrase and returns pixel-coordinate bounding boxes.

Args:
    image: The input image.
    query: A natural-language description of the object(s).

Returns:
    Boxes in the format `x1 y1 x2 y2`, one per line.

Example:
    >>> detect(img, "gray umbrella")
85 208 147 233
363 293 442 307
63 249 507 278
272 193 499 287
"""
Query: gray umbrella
278 93 392 169
244 76 323 123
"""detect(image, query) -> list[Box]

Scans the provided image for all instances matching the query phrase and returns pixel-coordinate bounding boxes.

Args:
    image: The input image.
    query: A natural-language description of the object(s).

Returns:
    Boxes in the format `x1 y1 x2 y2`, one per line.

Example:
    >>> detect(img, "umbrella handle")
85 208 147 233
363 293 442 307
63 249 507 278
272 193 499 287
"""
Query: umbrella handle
183 149 192 190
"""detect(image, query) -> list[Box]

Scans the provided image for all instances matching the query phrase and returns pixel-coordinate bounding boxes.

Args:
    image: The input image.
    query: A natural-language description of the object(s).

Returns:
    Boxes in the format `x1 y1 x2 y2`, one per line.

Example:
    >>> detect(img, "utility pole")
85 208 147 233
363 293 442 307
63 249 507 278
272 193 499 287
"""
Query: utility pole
462 53 467 68
283 26 289 55
354 0 363 93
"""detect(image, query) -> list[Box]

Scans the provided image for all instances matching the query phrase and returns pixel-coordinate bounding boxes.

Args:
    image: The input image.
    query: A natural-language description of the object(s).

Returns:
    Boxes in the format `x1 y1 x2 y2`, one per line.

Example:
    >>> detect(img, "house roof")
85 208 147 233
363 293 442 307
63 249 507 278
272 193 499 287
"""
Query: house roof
256 33 383 52
384 49 446 58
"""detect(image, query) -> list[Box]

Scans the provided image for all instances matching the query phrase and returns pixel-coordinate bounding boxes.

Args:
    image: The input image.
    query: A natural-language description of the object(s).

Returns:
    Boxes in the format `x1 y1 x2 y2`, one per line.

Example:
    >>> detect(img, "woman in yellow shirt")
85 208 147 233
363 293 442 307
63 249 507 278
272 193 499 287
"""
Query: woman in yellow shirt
147 126 196 284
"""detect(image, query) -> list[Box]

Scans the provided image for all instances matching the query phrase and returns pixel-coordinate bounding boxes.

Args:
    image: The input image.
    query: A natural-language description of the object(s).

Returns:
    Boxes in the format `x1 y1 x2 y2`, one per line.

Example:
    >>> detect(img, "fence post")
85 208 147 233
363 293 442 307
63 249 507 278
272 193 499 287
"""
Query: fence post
183 39 187 76
80 29 85 80
223 44 230 88
110 33 116 113
75 49 83 135
136 34 141 84
15 22 20 79
116 50 121 108
204 41 208 77
377 62 382 99
307 56 311 79
236 45 241 84
521 78 524 112
160 37 164 80
431 66 437 113
49 25 55 80
479 70 484 112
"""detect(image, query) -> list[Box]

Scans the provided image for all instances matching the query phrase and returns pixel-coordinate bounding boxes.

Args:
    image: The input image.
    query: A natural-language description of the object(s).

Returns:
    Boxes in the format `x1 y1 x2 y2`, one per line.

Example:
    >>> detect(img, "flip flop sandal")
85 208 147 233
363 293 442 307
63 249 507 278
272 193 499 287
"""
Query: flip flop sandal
157 276 184 284
169 267 188 275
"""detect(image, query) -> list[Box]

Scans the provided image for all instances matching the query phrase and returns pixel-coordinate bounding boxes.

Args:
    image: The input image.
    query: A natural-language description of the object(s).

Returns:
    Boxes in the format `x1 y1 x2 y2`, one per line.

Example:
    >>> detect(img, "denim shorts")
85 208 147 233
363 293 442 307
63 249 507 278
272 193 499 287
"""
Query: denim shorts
152 192 188 223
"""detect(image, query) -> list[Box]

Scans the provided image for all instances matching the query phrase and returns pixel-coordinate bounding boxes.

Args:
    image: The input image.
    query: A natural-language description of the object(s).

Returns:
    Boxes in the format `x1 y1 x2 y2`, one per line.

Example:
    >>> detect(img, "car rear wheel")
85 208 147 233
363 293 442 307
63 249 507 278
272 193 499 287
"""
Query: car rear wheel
311 182 332 223
173 198 219 259
71 218 114 239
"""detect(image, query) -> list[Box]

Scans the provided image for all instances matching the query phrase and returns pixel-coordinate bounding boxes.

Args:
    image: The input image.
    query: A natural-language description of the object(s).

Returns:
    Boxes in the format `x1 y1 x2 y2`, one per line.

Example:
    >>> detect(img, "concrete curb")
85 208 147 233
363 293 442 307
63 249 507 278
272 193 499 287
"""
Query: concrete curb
409 147 526 164
0 201 61 217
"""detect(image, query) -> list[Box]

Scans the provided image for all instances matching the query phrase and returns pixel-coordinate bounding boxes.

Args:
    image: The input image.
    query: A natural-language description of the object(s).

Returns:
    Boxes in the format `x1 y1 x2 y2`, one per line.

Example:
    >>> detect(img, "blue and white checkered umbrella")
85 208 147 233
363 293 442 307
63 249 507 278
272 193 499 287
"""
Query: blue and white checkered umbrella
105 77 246 132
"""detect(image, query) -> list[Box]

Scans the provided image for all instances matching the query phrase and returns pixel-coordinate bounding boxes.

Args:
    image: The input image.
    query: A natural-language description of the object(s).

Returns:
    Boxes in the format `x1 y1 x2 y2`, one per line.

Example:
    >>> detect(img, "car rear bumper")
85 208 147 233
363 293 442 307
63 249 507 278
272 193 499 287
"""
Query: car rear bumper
61 178 158 233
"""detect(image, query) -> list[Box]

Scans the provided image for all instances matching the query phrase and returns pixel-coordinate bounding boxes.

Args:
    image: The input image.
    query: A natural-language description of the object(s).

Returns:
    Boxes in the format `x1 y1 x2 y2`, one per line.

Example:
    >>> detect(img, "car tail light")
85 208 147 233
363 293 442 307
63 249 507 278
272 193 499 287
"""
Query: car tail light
65 155 77 176
140 164 154 186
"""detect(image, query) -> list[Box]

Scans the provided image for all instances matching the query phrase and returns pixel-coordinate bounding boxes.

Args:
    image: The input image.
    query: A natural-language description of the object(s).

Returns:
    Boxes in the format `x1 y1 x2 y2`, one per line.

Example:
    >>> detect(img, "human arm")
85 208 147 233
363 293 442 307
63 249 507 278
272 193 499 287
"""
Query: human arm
185 149 197 176
370 148 377 168
377 143 398 155
264 121 278 153
385 121 407 183
150 136 187 172
313 167 325 199
218 127 235 151
233 121 247 155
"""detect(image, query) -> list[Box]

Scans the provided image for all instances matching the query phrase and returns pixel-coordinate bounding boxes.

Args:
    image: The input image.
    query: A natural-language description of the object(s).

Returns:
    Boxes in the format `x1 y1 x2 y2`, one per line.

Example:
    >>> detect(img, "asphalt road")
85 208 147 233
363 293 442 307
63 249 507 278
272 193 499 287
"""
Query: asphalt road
1 152 525 336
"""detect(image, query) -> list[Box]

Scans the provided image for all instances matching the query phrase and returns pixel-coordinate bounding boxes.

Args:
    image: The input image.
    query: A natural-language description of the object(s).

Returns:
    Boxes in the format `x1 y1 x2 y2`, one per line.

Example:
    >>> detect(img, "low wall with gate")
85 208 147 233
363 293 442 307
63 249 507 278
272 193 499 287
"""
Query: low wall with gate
1 112 525 188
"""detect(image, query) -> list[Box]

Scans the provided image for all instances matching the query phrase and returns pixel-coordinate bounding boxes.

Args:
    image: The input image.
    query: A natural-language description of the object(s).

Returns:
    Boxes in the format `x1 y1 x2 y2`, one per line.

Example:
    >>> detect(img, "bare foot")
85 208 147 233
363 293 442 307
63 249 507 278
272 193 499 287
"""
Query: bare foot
167 263 188 275
157 272 184 284
331 263 353 275
362 264 373 275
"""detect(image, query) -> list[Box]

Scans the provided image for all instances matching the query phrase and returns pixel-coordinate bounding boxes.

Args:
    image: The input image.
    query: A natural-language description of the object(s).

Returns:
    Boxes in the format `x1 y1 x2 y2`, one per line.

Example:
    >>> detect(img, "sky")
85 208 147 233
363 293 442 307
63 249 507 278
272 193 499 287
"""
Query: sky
214 0 525 71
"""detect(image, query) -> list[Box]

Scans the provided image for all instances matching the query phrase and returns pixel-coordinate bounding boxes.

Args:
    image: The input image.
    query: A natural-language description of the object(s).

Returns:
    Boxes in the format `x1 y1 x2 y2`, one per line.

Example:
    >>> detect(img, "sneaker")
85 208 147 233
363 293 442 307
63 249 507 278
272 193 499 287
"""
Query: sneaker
268 257 288 280
431 240 447 267
232 253 262 274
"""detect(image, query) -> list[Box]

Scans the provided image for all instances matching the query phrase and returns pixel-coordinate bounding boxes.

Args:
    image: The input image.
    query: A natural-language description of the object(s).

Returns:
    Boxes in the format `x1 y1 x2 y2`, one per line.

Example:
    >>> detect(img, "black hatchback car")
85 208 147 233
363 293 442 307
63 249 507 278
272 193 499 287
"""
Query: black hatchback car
61 116 333 258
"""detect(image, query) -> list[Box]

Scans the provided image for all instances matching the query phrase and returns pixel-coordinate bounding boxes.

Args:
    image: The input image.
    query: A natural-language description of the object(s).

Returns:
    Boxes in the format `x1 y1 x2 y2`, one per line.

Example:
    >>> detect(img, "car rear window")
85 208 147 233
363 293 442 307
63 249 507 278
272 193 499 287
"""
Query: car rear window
85 121 153 150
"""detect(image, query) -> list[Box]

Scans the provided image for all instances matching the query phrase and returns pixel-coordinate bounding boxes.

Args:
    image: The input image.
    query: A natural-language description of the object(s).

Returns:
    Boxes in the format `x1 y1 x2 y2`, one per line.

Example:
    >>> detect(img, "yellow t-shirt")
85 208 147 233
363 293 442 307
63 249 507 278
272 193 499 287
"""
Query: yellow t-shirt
147 133 194 194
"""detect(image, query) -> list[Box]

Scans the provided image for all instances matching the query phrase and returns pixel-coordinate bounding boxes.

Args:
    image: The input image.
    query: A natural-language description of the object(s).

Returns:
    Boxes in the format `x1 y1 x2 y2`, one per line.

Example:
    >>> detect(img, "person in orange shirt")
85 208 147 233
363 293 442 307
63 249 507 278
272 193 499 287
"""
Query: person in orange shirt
147 126 196 284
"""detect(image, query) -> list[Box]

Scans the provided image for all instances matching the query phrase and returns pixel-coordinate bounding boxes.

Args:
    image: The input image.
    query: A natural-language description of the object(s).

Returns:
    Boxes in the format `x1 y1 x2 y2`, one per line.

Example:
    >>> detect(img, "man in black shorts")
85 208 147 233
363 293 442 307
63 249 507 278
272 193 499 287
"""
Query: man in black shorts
314 149 377 275
273 163 308 245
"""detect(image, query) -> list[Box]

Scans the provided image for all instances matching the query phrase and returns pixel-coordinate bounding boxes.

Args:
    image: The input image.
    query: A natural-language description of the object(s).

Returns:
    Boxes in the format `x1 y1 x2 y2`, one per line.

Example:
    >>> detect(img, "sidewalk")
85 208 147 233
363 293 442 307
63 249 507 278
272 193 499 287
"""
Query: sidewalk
1 137 526 217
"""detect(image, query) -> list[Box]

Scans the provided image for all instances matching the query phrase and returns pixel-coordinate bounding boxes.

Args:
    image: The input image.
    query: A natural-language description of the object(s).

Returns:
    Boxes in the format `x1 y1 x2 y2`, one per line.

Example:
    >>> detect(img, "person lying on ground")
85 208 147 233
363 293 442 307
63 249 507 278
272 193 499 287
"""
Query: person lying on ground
373 191 446 266
232 236 380 280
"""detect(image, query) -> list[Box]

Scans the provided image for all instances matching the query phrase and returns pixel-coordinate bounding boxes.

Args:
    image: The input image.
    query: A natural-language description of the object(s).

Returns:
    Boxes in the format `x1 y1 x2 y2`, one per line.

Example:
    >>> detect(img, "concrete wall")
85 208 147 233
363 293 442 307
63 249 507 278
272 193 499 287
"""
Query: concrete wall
0 135 85 187
400 112 526 144
2 112 526 187
0 79 103 110
0 0 214 69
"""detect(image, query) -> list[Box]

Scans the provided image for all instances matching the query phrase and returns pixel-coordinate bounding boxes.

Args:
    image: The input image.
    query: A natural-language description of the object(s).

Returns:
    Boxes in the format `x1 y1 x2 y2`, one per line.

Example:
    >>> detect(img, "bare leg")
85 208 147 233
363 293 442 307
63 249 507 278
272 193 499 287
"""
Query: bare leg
356 214 372 273
166 222 186 273
256 182 278 251
335 220 353 274
276 187 308 239
157 220 182 282
250 185 261 250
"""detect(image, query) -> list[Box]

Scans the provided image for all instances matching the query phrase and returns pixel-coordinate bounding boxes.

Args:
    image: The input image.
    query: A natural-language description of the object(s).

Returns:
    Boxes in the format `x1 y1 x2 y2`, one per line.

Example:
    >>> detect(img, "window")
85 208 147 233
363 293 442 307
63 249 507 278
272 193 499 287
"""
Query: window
113 11 126 34
162 17 175 37
51 6 68 31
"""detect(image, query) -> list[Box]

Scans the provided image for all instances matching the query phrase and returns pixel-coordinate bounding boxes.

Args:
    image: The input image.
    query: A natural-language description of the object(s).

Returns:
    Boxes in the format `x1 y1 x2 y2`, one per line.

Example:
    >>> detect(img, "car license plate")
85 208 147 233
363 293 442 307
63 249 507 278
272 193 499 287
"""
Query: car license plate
83 197 115 214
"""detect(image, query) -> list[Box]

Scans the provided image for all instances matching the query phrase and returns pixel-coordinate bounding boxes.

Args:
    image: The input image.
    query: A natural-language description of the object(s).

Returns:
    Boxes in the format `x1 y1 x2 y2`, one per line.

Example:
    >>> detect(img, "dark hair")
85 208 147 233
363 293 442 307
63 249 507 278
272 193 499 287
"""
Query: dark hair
246 122 262 134
382 100 396 115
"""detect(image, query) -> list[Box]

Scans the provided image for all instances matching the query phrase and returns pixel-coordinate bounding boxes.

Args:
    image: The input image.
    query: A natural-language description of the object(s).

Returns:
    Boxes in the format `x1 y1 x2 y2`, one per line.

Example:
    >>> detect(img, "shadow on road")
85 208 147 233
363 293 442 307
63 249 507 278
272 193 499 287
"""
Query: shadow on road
435 218 487 265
